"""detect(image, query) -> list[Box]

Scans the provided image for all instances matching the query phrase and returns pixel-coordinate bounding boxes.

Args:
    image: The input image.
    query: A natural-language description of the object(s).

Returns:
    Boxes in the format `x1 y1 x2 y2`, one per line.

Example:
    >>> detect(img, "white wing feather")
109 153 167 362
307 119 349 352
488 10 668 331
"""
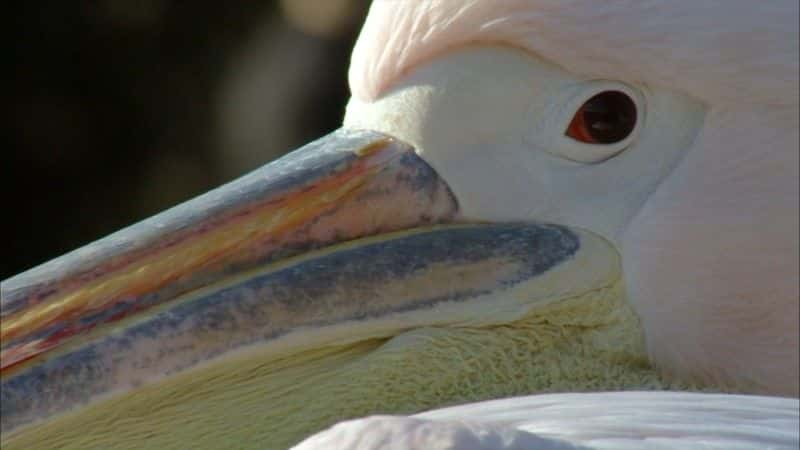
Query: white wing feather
294 392 799 450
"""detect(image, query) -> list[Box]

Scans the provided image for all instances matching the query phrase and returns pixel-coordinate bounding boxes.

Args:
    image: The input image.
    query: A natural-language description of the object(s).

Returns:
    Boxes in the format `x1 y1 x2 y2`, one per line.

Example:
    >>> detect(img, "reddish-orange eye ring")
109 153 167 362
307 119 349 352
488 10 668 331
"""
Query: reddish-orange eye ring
565 91 637 144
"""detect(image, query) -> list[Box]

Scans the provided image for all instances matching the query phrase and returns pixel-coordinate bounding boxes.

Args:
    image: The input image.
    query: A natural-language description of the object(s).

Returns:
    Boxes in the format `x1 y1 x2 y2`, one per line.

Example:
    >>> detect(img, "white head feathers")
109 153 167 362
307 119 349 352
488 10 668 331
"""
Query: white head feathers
350 0 798 108
346 0 799 395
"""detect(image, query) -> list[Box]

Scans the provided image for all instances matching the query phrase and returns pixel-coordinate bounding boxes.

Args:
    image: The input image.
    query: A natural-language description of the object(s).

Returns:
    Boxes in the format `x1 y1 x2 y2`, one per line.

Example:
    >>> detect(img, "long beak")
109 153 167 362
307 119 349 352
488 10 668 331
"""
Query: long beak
1 129 618 438
1 130 457 369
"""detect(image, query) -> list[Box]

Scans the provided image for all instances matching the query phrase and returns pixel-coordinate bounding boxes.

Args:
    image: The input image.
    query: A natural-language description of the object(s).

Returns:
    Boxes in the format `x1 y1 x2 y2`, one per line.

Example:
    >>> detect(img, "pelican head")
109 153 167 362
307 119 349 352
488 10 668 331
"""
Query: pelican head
2 1 797 449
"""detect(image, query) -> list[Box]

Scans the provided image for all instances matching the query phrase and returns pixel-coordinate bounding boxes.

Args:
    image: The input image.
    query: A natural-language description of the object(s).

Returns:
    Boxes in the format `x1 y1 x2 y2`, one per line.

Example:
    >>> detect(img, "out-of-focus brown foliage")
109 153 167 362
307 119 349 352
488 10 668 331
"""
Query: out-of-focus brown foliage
4 0 369 278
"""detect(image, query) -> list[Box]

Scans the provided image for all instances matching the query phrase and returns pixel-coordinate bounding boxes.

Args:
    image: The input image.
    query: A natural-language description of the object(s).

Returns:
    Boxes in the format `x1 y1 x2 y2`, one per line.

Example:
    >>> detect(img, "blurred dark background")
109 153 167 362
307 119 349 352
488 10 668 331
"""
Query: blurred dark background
4 1 369 279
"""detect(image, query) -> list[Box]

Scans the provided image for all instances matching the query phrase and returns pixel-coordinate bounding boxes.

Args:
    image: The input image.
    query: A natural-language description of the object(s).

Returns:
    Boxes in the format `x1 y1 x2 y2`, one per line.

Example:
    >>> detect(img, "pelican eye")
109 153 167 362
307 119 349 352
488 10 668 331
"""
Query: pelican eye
565 91 637 145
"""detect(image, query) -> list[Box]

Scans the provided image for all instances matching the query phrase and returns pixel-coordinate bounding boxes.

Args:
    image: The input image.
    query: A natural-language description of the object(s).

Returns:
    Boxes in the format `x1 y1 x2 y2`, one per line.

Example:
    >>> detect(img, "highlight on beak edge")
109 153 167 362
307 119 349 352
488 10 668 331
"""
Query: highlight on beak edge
0 129 459 374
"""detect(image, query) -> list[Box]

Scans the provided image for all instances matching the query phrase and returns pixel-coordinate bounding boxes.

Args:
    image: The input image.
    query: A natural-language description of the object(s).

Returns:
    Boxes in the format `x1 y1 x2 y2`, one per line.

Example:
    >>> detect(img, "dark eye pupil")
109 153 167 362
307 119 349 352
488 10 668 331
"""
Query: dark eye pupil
567 91 637 144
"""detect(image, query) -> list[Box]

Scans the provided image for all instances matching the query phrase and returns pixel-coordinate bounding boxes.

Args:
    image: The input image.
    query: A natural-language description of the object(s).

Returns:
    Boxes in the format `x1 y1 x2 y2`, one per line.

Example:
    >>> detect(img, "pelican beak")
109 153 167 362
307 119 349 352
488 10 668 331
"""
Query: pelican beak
1 129 457 369
1 129 626 449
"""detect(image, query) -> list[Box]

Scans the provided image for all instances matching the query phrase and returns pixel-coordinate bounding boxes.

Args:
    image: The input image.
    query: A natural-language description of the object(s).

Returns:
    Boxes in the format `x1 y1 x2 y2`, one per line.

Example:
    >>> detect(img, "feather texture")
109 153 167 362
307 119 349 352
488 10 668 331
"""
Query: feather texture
350 0 798 107
296 392 799 449
348 0 799 395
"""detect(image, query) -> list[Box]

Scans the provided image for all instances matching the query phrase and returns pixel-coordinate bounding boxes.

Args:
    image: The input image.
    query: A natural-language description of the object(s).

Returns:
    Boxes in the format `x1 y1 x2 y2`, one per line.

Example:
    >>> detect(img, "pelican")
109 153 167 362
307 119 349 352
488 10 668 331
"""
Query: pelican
2 1 798 449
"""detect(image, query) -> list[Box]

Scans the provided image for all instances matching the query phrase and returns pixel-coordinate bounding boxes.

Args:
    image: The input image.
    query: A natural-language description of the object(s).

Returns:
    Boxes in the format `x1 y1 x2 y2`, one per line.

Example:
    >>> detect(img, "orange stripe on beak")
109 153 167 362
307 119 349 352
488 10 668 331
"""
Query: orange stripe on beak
1 129 459 373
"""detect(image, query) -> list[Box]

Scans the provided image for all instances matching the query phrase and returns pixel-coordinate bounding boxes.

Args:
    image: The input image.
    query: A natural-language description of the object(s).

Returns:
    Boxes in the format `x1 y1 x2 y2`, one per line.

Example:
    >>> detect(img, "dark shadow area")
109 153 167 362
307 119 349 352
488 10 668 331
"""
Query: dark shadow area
4 0 369 278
